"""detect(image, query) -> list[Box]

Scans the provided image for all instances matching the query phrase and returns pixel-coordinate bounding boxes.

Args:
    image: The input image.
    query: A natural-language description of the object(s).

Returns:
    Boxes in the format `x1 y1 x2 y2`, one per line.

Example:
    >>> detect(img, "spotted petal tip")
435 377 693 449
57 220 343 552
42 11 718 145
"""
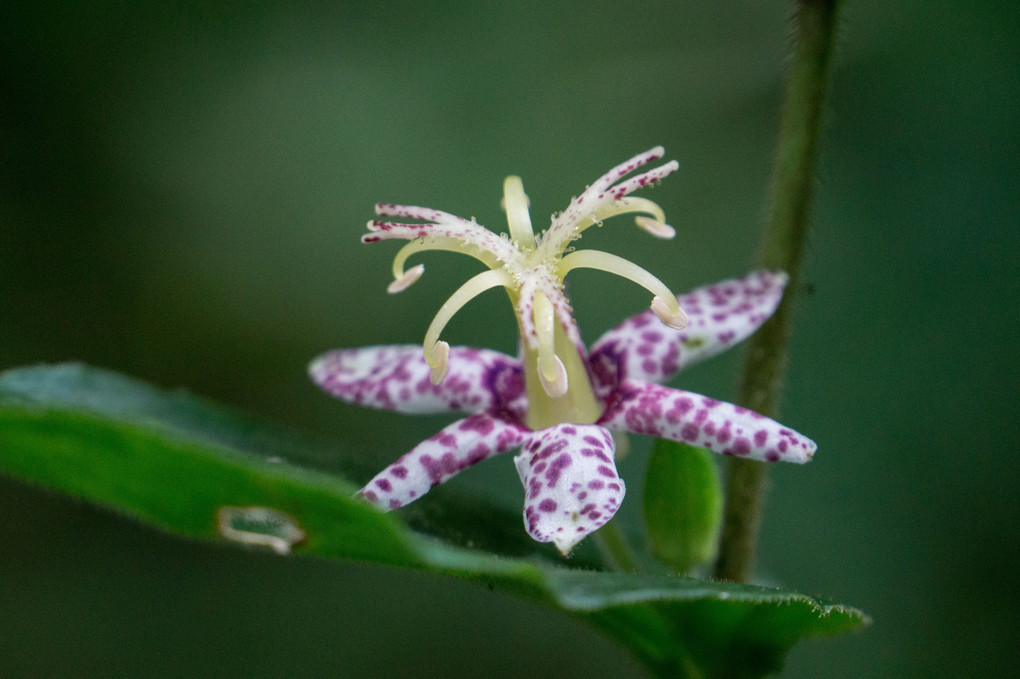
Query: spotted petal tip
309 344 524 417
599 382 816 464
515 424 625 555
360 414 528 511
589 270 792 387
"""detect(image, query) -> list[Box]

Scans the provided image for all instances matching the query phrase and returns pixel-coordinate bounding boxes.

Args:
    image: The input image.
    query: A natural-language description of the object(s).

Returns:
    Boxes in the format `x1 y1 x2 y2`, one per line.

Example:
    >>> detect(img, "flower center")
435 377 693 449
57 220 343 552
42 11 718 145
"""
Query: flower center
363 147 690 428
519 303 602 430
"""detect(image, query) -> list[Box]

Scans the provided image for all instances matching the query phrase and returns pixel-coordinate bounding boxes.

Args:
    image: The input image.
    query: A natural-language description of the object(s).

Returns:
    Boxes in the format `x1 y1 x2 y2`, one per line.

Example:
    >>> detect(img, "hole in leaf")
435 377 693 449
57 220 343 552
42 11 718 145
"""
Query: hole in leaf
217 506 305 555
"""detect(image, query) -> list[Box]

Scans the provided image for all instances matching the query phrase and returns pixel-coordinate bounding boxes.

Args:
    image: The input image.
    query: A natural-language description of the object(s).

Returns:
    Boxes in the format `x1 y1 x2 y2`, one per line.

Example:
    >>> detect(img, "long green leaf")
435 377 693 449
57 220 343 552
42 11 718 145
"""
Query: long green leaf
0 364 868 678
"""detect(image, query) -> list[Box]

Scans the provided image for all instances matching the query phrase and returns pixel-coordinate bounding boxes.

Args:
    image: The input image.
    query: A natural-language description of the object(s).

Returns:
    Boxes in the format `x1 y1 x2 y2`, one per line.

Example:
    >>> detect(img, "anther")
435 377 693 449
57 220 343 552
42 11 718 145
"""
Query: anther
651 296 689 330
387 264 424 293
532 290 568 397
635 216 676 239
429 340 450 385
538 354 568 398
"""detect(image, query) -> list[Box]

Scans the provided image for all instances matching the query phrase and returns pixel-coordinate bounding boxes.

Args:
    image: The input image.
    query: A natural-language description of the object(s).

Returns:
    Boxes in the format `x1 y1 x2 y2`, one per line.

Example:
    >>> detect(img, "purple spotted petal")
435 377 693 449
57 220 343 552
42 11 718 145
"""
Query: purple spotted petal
599 381 815 463
360 414 529 510
514 424 625 555
588 270 789 390
309 344 526 419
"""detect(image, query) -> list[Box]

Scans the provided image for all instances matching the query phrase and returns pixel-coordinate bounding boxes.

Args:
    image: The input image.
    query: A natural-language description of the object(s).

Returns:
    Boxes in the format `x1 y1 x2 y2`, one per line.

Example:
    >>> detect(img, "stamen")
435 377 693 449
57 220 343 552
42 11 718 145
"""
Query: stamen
390 237 500 281
538 355 568 398
559 249 688 330
387 264 424 293
503 176 536 251
422 268 513 383
651 296 690 329
634 216 676 239
429 341 449 384
575 197 675 239
533 290 568 397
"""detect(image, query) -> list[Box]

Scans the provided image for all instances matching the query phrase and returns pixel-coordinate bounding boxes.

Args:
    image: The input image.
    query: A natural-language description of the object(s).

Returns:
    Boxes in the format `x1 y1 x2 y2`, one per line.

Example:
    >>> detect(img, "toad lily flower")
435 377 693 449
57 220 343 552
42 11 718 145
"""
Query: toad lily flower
310 147 815 555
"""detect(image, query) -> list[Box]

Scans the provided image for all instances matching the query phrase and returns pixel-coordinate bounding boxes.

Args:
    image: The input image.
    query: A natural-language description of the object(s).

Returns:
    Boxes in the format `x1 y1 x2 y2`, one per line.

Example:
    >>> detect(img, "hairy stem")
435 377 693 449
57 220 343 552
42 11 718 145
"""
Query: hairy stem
714 0 841 582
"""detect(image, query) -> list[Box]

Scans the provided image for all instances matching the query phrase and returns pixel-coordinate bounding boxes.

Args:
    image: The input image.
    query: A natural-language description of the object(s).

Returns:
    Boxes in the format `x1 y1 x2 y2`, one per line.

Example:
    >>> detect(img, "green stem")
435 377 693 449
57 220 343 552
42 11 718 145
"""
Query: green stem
594 519 642 573
714 0 841 583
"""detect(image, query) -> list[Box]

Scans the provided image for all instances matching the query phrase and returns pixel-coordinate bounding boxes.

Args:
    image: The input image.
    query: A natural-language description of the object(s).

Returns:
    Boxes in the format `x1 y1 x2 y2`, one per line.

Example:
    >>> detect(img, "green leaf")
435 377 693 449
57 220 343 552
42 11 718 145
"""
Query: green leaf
0 364 868 678
644 440 724 573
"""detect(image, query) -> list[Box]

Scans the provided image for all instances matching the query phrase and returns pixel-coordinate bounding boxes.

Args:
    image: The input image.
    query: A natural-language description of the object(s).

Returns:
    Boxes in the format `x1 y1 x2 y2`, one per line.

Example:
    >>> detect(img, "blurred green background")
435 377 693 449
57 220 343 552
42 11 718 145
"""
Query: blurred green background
2 1 1017 677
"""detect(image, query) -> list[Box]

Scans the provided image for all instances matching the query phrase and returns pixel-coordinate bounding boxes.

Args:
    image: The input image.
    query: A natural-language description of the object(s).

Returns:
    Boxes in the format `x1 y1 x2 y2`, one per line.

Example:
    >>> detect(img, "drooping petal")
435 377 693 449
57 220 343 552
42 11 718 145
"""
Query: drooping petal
599 381 815 463
360 414 530 510
309 345 526 419
588 270 789 391
514 423 626 555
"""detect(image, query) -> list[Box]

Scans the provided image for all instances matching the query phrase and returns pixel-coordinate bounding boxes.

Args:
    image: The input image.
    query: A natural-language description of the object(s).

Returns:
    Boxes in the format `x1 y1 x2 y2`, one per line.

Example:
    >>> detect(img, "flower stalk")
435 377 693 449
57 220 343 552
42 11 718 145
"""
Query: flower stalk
715 0 842 582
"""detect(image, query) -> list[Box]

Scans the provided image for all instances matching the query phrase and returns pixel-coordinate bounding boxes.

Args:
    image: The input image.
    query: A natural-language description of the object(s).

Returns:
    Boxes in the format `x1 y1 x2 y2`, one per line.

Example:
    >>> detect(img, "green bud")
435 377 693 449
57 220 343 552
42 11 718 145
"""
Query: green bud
643 440 723 573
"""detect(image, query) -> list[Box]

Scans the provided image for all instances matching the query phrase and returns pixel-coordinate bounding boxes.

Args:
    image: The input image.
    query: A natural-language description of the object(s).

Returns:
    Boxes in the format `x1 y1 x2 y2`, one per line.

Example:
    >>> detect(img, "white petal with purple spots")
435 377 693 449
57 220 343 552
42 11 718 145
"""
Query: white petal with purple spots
599 381 815 463
359 414 530 511
310 345 526 419
514 423 625 555
588 270 788 390
314 250 815 553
